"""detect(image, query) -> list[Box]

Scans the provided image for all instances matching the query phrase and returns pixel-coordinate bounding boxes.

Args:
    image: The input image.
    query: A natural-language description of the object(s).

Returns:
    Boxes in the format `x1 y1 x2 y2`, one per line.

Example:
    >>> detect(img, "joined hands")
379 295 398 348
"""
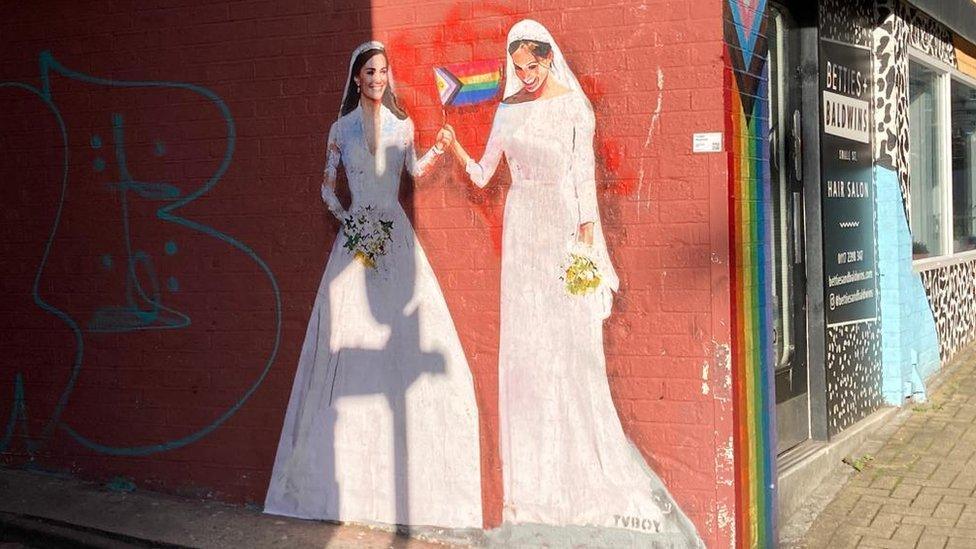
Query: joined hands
435 124 455 153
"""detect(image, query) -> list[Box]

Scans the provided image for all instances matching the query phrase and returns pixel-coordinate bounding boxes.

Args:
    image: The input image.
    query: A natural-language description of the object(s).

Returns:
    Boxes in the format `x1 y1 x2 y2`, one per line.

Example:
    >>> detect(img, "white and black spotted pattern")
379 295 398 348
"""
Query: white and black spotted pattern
826 322 884 436
819 0 873 47
898 1 958 67
920 261 976 362
872 1 908 182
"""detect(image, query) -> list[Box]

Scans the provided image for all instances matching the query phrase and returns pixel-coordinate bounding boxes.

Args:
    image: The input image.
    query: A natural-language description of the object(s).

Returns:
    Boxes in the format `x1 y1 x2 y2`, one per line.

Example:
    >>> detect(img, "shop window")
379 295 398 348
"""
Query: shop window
908 60 946 259
952 79 976 253
907 52 976 263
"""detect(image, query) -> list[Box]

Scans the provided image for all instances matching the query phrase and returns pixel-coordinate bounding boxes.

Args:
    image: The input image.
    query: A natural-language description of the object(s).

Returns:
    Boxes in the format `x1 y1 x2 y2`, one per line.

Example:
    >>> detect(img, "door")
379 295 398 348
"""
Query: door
768 4 810 454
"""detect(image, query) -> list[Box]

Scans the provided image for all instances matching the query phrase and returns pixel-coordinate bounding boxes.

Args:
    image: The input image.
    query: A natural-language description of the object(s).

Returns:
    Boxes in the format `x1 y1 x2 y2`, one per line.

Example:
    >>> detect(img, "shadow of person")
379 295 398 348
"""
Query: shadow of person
267 125 484 541
328 142 448 538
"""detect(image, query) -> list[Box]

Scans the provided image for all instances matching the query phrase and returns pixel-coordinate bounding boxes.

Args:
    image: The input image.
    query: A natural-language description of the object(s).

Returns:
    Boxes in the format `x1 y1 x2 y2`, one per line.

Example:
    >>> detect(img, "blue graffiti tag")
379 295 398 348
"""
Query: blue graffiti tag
0 79 80 449
0 51 282 457
1 375 31 454
88 111 189 333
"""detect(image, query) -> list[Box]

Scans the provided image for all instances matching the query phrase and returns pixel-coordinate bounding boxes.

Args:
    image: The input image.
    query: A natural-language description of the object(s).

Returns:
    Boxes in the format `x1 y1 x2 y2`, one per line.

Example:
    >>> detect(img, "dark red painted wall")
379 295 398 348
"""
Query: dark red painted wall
0 1 732 546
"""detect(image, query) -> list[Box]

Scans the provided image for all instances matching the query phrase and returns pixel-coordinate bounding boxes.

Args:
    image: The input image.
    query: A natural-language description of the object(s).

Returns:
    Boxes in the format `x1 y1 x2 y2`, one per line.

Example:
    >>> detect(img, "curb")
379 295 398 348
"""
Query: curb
0 512 187 549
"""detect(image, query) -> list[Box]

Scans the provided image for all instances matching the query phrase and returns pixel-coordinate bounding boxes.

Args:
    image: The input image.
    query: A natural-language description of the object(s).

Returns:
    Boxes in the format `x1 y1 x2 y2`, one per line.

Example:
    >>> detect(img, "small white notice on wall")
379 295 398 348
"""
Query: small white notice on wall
692 132 723 153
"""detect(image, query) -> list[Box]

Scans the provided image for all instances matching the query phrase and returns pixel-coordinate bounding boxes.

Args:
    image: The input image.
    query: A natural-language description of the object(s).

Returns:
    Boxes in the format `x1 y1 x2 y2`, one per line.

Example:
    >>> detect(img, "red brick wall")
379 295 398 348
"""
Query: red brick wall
0 1 732 545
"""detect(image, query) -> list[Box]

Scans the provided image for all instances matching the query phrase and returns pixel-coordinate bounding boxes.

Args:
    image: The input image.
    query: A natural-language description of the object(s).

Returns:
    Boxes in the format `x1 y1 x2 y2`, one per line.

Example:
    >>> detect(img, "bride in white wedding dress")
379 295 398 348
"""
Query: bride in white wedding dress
264 41 482 529
447 20 702 545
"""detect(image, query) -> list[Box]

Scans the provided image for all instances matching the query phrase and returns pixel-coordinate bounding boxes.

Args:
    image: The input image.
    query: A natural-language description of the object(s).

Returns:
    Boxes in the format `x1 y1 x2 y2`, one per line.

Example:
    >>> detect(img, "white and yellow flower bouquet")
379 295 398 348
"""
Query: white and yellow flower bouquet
560 244 603 296
341 205 394 269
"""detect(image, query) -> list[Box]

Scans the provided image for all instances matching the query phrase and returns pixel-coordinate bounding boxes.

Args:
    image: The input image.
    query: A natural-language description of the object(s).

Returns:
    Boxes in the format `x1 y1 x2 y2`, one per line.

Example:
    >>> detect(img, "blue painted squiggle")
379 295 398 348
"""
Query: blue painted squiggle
1 375 30 455
1 52 282 457
0 81 81 448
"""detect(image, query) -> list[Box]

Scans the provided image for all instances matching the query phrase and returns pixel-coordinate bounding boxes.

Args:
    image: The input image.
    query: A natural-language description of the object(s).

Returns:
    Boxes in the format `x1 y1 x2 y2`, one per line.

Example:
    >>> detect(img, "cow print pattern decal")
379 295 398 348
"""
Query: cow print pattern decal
920 262 976 363
873 0 909 215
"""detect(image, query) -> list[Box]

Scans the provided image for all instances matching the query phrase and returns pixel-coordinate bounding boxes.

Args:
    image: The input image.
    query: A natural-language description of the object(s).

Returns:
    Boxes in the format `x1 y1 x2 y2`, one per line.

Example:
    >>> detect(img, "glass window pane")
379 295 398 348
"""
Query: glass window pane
909 62 944 259
952 79 976 253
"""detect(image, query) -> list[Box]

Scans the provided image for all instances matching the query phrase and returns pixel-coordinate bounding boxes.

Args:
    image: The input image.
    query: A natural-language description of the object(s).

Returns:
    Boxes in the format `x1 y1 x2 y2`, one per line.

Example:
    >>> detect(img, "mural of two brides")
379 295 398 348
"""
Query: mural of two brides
263 18 702 547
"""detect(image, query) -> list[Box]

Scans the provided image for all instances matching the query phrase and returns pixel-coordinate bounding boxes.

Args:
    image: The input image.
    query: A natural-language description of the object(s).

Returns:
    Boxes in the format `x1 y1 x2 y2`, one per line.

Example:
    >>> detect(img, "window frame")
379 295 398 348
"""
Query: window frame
908 48 976 271
949 71 976 255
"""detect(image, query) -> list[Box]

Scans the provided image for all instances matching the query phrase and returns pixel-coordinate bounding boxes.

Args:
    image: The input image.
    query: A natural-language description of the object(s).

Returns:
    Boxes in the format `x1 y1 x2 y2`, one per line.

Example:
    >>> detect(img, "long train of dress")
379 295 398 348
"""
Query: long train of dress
469 92 702 545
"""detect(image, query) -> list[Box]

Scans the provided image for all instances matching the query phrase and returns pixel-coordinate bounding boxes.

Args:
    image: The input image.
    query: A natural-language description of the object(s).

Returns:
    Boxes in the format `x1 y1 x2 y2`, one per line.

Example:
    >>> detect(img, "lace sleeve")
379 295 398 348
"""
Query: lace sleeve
320 122 346 220
404 117 440 178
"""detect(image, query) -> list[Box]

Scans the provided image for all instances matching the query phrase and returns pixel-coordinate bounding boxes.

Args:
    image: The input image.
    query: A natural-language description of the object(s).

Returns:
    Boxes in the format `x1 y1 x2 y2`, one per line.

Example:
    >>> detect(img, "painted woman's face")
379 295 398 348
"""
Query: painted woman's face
511 45 551 94
355 54 389 103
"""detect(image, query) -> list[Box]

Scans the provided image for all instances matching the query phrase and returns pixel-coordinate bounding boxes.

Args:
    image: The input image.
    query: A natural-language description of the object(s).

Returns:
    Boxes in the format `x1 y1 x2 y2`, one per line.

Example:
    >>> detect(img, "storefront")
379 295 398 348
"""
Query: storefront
726 0 976 543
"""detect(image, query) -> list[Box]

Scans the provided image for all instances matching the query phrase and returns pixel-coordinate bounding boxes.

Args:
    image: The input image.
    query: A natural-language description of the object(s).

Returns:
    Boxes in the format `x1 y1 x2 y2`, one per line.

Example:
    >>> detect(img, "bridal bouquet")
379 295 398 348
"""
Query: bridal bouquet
560 245 603 296
341 205 394 269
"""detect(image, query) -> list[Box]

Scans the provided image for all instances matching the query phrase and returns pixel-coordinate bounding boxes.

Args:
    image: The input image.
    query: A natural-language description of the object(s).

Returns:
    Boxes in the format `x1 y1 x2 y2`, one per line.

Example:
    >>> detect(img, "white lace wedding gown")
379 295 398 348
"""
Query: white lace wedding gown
265 104 482 529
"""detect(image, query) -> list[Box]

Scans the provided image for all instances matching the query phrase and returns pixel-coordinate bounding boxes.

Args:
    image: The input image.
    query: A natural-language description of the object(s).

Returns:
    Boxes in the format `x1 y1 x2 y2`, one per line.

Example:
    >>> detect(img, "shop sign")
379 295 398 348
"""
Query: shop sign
819 39 879 327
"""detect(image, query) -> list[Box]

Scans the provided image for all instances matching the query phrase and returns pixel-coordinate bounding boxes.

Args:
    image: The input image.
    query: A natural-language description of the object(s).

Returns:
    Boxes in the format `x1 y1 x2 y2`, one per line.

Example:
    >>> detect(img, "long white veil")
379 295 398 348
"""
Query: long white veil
503 19 591 111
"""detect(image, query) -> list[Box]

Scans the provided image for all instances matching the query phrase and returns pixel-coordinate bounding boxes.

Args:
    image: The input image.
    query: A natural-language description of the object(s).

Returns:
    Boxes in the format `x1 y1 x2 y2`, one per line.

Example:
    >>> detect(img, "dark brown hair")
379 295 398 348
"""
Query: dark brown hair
507 39 553 58
340 48 408 120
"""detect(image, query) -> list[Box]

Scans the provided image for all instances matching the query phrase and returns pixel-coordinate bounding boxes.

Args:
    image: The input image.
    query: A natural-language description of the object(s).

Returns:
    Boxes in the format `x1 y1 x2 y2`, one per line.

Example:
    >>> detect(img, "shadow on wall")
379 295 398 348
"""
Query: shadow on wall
0 11 484 536
262 104 483 529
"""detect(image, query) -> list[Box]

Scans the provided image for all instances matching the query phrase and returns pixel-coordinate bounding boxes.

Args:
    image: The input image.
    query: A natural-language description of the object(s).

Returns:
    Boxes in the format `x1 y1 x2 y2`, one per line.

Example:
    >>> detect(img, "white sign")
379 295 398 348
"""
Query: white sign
822 90 870 143
692 132 723 153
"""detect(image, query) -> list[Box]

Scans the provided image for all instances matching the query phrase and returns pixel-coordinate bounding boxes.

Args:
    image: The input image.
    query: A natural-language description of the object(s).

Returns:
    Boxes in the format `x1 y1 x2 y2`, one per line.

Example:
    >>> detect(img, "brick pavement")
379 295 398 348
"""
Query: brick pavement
797 344 976 548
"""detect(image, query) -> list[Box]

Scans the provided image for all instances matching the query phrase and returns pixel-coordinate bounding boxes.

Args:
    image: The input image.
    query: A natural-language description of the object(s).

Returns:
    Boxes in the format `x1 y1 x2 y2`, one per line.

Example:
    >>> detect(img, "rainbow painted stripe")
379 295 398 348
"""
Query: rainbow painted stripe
729 84 777 549
433 59 503 107
725 0 777 547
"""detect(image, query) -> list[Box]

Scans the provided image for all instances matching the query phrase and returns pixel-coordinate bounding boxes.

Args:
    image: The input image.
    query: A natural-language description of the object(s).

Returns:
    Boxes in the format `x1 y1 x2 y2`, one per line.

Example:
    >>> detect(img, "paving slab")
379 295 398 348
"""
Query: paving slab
789 343 976 548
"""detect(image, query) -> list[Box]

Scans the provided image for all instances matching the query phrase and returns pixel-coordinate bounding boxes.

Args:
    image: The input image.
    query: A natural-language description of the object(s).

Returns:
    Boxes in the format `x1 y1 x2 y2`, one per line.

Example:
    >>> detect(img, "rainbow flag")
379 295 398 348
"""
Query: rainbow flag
433 59 503 107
